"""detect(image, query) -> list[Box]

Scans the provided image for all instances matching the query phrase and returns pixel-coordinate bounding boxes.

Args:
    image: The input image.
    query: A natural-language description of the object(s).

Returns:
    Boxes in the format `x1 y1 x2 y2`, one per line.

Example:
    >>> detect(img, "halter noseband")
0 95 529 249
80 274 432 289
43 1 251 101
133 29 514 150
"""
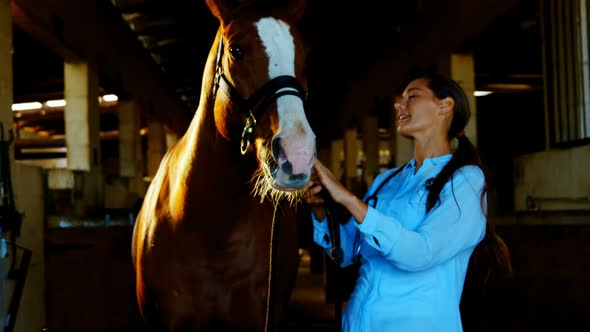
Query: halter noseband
212 32 308 154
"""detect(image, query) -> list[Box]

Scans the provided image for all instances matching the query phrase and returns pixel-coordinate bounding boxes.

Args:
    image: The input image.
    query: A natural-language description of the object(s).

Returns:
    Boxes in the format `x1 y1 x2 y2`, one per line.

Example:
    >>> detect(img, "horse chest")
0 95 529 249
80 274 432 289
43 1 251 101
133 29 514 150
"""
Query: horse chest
173 209 274 281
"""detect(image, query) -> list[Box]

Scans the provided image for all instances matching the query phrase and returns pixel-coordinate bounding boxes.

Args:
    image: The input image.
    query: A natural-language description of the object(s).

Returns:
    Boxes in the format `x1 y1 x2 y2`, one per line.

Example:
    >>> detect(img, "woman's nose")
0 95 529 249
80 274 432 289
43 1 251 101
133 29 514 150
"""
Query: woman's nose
394 102 405 111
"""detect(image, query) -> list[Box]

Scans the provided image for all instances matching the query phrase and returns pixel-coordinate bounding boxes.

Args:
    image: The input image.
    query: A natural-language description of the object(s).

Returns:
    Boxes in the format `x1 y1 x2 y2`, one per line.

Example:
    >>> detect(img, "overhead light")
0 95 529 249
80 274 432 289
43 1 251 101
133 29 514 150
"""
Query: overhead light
21 147 67 154
474 90 493 97
13 94 120 112
485 83 534 91
46 99 66 107
101 94 118 103
12 102 43 111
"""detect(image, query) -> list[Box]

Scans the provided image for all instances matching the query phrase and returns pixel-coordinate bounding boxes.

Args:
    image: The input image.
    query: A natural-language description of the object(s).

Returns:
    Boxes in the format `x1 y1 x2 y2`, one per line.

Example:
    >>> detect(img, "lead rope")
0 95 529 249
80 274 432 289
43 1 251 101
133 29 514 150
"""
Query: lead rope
324 200 343 331
265 201 281 332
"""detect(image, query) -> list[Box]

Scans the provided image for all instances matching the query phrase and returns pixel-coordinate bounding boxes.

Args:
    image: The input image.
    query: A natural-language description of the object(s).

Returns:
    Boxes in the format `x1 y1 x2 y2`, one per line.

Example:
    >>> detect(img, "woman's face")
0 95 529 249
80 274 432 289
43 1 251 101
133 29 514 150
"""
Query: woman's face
394 78 444 139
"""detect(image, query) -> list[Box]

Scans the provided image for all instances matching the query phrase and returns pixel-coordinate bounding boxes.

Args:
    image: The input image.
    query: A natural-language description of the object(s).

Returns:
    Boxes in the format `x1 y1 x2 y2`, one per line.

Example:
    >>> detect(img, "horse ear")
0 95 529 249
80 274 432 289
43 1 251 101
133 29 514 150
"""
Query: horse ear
206 0 254 26
207 0 307 25
284 0 307 22
206 0 232 26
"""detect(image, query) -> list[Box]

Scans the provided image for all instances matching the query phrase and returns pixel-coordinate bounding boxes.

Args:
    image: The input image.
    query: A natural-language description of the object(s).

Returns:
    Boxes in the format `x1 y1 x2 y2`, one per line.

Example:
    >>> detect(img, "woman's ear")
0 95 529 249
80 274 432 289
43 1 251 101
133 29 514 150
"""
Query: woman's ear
439 97 455 115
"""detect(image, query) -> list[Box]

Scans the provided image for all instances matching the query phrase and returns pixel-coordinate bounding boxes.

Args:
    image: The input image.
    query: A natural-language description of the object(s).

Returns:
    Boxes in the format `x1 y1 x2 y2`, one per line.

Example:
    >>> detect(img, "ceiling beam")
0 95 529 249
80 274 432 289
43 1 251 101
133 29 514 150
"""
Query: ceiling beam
339 0 523 132
11 0 80 62
94 0 193 135
12 0 193 136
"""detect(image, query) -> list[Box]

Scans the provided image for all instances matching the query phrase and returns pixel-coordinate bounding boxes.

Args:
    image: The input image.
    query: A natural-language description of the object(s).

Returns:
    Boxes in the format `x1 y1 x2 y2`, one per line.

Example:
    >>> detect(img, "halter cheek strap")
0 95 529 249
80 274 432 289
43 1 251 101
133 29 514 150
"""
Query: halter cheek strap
212 33 308 154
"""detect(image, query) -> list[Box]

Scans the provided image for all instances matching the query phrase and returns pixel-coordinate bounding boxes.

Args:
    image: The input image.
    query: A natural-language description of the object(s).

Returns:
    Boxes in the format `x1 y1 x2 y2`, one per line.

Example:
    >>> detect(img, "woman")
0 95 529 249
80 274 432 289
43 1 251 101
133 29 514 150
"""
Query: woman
305 73 511 331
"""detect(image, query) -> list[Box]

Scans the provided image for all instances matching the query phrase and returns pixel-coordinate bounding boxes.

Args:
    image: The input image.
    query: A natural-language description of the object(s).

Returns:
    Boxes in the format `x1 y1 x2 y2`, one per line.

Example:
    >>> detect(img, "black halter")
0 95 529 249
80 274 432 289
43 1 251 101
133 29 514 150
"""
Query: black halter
212 32 308 154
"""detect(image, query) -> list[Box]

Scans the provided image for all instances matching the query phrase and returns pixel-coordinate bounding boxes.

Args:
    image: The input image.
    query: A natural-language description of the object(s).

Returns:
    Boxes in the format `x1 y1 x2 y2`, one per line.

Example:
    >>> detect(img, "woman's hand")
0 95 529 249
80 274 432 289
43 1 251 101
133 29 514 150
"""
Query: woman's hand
313 160 353 205
313 160 368 224
304 174 327 221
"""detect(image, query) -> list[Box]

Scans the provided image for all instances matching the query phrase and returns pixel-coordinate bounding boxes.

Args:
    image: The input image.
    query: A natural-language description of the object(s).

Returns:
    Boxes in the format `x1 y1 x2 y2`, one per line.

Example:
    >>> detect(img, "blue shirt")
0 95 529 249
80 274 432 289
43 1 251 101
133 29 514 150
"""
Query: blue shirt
312 154 486 332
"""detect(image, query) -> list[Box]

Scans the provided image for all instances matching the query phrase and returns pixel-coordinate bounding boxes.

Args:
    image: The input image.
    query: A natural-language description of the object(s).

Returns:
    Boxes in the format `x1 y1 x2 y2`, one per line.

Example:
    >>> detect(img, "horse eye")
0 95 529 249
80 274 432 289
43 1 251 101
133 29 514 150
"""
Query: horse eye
229 45 244 60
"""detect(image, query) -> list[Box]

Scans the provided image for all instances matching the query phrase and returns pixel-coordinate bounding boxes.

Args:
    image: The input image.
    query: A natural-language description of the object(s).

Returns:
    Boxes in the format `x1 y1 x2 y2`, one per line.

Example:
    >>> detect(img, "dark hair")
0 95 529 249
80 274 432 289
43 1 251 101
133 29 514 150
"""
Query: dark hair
418 73 513 286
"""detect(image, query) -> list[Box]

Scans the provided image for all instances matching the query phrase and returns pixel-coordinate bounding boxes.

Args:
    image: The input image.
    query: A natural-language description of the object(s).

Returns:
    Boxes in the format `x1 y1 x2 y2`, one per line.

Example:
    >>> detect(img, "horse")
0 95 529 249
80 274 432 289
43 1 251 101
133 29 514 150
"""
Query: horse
131 0 316 331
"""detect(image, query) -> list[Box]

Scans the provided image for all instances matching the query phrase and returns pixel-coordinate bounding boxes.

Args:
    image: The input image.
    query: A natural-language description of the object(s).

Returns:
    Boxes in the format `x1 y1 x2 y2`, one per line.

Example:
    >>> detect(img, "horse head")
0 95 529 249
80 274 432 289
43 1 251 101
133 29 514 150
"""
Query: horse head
206 0 316 201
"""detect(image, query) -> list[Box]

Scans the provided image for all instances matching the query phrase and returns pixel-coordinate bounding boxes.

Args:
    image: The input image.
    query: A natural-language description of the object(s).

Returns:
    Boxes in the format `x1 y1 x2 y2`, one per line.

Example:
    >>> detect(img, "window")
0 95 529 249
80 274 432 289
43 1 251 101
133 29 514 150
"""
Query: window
543 0 590 145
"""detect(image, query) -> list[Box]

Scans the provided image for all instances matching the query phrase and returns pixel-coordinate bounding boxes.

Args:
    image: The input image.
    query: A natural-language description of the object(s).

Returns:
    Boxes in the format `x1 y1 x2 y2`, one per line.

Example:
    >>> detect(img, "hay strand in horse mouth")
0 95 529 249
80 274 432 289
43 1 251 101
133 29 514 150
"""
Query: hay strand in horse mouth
251 164 307 206
249 138 308 204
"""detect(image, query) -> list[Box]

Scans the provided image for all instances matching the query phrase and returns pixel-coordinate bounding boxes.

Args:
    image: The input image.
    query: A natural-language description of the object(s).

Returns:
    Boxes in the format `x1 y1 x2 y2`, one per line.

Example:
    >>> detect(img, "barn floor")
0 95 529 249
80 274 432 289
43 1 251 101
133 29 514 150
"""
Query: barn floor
43 222 590 332
44 226 341 332
282 249 339 331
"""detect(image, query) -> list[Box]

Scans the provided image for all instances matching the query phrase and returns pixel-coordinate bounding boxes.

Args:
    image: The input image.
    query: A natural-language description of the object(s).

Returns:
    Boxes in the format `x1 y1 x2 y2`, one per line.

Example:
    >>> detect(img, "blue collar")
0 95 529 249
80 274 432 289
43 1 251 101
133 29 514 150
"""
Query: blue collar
408 153 453 169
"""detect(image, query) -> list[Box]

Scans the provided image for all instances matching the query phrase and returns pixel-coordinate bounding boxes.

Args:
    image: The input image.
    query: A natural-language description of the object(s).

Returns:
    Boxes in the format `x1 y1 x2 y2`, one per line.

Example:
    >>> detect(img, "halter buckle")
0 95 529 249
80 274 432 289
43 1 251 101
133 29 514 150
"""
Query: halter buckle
240 111 256 154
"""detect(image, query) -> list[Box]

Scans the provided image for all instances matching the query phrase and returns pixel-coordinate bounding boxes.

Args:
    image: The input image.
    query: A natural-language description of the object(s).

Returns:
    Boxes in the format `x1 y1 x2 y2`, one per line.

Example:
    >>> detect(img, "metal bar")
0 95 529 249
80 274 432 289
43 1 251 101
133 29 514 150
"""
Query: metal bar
4 248 32 332
529 196 590 202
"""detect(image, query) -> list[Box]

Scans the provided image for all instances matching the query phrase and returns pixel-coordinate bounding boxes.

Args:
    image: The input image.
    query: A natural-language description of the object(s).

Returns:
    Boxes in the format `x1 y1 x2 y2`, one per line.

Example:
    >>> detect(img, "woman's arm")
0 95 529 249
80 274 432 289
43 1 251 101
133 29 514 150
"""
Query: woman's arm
306 160 390 267
306 168 357 264
310 212 359 266
313 160 370 224
357 166 487 271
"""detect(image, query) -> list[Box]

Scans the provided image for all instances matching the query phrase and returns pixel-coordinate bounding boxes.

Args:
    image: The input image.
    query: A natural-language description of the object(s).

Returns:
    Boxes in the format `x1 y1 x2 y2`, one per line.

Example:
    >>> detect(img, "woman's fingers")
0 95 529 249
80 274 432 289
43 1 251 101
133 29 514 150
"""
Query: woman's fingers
304 181 325 205
311 183 322 195
313 159 350 204
313 160 332 184
313 160 339 191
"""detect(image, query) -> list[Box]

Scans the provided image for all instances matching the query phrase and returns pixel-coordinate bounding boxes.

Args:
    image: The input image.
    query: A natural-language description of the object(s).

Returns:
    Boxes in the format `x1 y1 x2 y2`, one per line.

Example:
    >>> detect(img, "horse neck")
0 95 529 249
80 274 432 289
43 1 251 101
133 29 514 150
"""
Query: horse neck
176 29 258 204
170 109 262 241
185 112 256 193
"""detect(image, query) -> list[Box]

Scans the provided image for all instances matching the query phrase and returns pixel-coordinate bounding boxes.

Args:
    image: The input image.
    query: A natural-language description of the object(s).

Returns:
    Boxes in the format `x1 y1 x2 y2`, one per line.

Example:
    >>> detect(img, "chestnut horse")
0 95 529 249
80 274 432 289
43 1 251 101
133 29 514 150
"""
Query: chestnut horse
131 0 316 331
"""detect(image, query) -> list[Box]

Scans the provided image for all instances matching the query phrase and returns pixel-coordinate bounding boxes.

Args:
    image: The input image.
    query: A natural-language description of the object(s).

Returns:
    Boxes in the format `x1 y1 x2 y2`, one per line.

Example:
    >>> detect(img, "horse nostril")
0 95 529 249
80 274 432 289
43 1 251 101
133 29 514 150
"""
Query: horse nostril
289 173 307 182
281 160 293 175
272 136 282 161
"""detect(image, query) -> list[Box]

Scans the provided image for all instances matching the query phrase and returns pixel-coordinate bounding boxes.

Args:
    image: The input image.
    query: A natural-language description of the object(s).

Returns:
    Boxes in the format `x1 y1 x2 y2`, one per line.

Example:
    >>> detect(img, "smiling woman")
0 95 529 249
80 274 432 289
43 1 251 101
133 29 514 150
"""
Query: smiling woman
305 72 511 332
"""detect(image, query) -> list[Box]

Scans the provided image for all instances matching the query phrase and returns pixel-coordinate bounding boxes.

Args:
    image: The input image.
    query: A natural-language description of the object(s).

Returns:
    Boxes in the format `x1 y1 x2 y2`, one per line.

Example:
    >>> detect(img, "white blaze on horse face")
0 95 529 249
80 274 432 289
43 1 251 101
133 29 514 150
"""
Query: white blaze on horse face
256 18 316 188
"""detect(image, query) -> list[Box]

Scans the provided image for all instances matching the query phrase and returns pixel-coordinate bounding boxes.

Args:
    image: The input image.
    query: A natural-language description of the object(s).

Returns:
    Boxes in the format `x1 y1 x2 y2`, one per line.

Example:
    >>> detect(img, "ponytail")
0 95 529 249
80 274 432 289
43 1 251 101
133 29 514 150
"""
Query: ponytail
426 135 513 288
426 135 478 212
412 72 512 289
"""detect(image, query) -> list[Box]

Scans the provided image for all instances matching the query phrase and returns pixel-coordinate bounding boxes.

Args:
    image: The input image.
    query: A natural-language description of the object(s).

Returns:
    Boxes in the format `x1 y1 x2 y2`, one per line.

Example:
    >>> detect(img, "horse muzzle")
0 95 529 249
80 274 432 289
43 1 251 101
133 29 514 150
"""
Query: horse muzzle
270 135 316 190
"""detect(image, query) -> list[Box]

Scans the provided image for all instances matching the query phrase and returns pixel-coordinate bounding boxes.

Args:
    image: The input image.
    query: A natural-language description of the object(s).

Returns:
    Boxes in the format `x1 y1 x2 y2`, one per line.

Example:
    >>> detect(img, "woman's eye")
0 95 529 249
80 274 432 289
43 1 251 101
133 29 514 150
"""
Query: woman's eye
229 45 244 60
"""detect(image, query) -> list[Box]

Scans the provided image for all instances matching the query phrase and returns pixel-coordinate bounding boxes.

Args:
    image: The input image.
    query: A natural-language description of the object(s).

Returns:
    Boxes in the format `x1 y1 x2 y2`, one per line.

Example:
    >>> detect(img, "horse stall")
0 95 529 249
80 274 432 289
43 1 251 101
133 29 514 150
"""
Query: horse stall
460 216 590 332
45 226 147 332
44 215 338 332
41 211 590 332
